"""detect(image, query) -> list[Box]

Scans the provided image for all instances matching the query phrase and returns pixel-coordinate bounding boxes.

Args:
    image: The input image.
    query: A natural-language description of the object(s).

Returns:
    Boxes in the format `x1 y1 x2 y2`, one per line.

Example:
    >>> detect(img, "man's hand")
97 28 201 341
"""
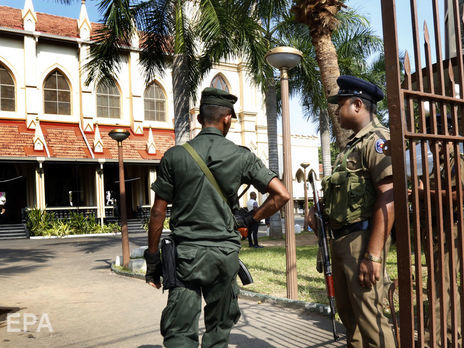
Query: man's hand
147 281 161 289
307 206 318 236
144 248 162 289
234 208 256 229
358 258 382 288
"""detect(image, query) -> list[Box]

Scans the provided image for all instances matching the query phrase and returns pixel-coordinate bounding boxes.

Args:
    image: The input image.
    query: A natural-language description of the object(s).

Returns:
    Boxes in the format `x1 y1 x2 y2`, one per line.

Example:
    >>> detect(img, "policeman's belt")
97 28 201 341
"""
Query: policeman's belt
332 220 370 239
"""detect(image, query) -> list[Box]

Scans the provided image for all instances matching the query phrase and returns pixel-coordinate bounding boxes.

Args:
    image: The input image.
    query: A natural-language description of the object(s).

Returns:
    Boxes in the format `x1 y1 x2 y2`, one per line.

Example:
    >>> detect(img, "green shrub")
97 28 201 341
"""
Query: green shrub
26 208 56 236
142 217 170 231
26 209 121 237
98 222 121 234
45 220 71 237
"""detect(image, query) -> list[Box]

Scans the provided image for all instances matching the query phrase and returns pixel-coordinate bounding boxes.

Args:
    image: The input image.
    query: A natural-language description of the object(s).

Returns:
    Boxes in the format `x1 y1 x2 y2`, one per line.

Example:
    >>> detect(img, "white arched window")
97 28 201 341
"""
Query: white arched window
144 82 166 121
96 81 120 118
210 74 229 92
44 70 70 115
0 64 14 111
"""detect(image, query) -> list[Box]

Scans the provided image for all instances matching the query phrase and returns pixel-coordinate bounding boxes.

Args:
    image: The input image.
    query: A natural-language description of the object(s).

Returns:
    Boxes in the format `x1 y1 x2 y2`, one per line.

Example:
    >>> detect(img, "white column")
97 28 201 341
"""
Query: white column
95 166 105 223
35 161 46 210
148 168 157 206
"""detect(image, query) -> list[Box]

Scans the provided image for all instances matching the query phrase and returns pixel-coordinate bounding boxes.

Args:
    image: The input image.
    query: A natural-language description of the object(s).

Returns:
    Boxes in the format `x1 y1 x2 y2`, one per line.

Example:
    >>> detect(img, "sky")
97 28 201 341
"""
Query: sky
2 0 443 137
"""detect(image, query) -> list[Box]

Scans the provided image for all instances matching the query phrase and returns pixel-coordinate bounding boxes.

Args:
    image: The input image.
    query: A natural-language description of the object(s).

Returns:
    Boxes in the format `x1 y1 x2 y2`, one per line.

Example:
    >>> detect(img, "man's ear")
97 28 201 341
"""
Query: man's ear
197 114 204 125
223 114 232 125
353 98 363 112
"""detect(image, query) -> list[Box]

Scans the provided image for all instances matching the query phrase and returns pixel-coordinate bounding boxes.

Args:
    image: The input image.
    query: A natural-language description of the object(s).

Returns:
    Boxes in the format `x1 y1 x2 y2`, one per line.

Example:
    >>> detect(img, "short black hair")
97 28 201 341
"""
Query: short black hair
199 104 234 124
351 96 377 114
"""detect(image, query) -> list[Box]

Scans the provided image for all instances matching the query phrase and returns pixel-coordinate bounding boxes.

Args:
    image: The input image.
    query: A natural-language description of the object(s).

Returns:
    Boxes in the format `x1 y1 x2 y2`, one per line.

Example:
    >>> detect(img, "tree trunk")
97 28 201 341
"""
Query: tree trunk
320 110 332 177
172 54 191 145
265 81 283 239
312 33 351 149
264 79 282 239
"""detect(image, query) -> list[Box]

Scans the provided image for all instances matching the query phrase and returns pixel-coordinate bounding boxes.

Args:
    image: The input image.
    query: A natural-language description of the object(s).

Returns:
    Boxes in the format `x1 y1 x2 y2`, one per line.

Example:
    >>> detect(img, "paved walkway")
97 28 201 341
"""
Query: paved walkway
0 234 346 347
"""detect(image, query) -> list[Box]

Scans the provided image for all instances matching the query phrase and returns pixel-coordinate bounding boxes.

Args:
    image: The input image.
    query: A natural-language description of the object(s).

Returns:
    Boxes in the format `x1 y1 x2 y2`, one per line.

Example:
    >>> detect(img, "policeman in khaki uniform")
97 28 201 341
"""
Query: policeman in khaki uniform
310 76 396 347
144 87 290 348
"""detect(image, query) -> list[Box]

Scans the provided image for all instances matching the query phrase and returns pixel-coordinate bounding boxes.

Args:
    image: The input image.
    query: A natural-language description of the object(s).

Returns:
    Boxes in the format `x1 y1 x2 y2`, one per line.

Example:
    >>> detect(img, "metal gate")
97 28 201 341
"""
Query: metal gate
382 0 464 347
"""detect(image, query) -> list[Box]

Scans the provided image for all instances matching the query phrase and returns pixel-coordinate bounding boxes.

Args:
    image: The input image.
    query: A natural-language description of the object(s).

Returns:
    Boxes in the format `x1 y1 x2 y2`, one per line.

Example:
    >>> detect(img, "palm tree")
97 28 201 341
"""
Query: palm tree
291 0 349 149
83 0 265 145
283 8 382 175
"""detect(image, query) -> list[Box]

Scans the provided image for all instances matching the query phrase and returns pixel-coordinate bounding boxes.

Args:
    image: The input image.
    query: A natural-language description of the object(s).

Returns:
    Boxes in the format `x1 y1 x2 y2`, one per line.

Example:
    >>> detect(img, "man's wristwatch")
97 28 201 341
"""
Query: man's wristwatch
364 252 382 263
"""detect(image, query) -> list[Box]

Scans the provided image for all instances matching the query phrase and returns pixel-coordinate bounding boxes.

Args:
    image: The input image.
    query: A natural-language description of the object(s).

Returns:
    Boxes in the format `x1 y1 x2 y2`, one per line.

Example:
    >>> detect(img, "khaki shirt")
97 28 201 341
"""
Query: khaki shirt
325 118 392 229
152 127 276 250
335 117 392 184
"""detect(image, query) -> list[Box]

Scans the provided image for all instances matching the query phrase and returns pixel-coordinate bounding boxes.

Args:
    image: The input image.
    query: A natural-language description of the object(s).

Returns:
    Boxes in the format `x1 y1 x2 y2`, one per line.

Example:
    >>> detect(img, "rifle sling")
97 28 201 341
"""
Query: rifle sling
182 142 229 206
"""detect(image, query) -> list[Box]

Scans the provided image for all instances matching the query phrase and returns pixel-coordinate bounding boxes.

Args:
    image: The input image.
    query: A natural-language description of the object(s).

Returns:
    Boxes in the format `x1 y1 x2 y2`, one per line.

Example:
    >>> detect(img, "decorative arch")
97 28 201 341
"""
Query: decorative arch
144 80 167 122
0 62 15 112
96 79 121 119
210 73 230 92
43 69 71 115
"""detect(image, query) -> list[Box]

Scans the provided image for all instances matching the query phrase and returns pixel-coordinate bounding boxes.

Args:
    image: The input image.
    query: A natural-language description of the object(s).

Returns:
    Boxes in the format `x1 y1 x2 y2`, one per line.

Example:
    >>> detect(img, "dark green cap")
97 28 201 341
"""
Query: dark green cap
200 87 238 118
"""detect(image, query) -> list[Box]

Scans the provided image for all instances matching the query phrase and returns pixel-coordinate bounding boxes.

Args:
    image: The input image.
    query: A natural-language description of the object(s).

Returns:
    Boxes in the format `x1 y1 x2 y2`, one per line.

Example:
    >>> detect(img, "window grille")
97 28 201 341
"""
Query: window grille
210 74 229 92
0 65 14 112
96 82 120 118
144 82 166 121
44 71 71 115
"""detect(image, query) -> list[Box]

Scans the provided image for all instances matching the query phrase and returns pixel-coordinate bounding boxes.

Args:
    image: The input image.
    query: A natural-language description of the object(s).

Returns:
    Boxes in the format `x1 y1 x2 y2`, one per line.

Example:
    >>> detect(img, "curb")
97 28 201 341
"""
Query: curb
30 232 122 239
110 263 332 317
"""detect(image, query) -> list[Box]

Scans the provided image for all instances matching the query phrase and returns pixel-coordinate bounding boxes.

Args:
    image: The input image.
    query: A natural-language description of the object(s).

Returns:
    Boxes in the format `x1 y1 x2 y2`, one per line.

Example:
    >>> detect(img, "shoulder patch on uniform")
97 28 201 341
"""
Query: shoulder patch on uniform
375 139 386 154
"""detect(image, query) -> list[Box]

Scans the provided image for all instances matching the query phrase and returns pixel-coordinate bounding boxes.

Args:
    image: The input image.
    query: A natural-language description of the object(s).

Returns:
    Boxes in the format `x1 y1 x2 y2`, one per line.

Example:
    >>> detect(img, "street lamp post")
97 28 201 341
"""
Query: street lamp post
300 162 310 231
109 129 130 268
265 46 302 300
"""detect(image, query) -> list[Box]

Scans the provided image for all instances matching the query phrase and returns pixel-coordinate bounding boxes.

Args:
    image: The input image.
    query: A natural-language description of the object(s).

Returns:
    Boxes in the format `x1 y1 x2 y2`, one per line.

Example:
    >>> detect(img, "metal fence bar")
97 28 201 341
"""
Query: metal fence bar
381 2 414 347
383 0 464 346
405 52 426 347
451 1 464 342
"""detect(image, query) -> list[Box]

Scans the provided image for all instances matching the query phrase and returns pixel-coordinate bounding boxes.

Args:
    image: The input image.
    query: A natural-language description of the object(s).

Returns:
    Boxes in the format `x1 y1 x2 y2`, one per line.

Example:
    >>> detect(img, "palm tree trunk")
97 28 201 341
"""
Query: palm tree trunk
312 34 351 149
172 54 191 145
265 81 283 239
320 110 332 177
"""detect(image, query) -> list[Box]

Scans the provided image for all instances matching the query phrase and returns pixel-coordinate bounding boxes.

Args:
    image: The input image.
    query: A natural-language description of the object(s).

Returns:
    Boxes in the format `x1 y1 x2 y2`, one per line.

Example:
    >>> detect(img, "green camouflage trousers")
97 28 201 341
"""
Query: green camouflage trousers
160 244 241 348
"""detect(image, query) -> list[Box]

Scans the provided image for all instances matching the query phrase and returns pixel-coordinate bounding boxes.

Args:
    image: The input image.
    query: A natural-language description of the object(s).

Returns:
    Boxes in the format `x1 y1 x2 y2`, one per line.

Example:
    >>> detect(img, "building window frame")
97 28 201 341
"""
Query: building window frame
96 80 121 119
144 81 167 122
0 64 15 112
210 74 230 92
43 70 71 115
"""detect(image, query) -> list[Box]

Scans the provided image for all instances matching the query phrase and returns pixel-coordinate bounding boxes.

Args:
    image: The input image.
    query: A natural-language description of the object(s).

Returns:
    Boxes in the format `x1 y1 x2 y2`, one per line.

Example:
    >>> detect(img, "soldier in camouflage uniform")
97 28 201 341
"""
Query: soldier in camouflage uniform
144 87 289 348
311 76 396 347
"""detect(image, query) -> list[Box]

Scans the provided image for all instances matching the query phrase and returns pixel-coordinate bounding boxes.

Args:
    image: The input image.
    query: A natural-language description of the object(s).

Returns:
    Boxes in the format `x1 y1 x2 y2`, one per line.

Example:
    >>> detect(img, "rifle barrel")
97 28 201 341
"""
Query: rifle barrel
308 169 339 342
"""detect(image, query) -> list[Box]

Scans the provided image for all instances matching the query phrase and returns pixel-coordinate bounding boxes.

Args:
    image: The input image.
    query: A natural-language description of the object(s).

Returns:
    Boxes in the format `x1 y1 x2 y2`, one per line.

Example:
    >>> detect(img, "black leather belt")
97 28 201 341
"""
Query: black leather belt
332 220 370 239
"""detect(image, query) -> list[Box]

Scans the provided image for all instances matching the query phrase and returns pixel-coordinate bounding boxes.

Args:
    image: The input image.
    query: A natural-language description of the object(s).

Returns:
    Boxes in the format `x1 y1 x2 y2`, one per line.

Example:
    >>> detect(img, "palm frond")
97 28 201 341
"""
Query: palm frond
135 0 175 83
84 0 136 86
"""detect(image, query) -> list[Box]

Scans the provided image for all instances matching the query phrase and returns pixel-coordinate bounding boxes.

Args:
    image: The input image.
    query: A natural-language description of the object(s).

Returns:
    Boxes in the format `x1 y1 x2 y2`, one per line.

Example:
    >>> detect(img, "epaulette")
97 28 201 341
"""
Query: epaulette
239 145 251 152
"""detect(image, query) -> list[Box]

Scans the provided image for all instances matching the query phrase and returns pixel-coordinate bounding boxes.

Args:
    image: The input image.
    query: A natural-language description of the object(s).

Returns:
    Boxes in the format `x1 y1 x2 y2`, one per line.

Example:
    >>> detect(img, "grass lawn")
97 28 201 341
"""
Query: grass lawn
239 231 399 305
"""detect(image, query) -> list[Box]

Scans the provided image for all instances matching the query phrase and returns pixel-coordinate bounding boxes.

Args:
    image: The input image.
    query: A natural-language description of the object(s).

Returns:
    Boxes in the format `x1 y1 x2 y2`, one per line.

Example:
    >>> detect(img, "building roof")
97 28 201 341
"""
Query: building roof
0 5 99 39
0 120 174 162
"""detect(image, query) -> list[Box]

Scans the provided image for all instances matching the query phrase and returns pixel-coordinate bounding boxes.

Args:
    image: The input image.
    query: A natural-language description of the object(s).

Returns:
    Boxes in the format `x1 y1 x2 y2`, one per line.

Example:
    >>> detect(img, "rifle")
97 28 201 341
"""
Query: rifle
308 169 339 341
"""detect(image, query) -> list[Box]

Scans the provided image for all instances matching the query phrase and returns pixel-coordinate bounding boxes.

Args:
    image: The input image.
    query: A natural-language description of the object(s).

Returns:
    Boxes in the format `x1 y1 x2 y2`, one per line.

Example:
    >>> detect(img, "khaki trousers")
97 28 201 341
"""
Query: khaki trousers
161 244 241 348
331 229 395 348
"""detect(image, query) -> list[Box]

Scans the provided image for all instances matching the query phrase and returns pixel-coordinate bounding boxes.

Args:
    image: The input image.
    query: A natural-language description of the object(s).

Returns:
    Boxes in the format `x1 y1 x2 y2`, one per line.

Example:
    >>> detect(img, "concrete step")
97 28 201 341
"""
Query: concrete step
0 224 28 240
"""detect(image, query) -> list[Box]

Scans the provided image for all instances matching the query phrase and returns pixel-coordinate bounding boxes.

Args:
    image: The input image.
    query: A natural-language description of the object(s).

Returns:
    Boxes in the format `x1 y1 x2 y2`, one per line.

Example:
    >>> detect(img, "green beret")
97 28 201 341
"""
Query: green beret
200 87 238 118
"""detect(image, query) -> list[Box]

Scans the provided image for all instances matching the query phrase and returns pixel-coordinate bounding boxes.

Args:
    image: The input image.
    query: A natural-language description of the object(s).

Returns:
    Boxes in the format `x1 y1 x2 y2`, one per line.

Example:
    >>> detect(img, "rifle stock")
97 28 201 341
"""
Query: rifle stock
308 169 339 341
